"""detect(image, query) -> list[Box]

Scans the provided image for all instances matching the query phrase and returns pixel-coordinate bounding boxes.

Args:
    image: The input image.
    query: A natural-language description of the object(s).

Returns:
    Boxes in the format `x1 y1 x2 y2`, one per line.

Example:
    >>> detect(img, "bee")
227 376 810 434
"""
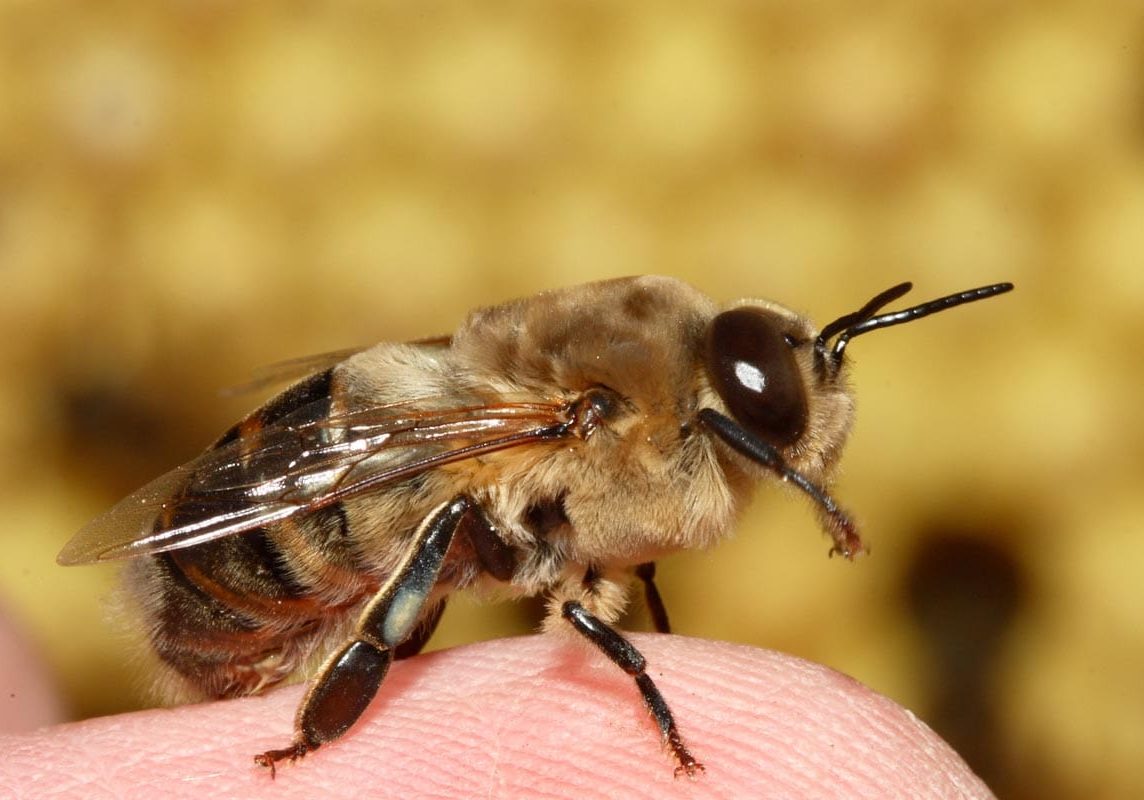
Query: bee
58 275 1012 777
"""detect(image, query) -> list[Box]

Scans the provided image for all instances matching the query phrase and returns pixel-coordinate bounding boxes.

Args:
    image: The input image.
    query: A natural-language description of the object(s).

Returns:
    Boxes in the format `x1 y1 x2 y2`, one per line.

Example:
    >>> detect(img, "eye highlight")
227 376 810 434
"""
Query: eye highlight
705 308 808 448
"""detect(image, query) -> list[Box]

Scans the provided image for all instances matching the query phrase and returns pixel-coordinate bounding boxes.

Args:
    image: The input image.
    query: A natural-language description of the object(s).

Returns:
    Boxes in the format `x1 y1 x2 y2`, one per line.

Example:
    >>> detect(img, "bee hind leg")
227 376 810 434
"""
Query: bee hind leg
561 600 704 777
253 744 308 779
254 496 476 776
393 597 447 660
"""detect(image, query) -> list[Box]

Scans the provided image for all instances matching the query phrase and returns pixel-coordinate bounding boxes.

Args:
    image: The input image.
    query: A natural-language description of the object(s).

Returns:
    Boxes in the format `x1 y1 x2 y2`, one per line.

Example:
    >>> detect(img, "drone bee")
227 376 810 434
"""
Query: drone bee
58 275 1012 776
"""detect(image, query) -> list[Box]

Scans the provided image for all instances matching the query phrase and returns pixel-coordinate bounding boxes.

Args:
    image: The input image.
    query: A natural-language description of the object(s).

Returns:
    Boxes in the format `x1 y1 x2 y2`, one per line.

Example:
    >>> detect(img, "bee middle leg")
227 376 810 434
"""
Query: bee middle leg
561 600 703 777
634 561 671 634
254 495 480 776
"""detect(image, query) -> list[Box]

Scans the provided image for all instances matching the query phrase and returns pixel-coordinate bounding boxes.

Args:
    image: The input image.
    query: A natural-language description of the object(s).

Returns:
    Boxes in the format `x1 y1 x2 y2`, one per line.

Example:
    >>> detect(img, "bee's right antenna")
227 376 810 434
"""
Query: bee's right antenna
815 283 914 353
813 282 913 373
698 408 864 559
832 282 1014 362
817 282 1014 371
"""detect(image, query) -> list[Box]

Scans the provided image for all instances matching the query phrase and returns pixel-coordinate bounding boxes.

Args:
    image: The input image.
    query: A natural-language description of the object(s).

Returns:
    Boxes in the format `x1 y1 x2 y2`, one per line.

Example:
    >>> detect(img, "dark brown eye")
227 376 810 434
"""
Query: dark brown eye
705 308 808 447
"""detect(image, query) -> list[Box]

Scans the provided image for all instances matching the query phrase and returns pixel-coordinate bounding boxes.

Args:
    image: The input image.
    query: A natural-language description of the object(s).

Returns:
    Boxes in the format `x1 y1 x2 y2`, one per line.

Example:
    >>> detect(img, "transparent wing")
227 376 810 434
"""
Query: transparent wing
220 348 365 398
58 398 570 565
222 338 451 398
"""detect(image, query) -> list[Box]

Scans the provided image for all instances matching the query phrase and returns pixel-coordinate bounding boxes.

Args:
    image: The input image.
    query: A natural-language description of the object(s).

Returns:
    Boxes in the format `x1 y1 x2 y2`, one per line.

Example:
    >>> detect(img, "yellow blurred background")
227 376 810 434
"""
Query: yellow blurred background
1 2 1141 797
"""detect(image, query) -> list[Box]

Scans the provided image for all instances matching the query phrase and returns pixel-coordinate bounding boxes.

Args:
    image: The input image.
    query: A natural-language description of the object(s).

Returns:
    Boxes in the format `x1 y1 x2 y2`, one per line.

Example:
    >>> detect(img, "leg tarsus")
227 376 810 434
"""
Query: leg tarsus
674 756 706 779
254 740 312 779
561 600 702 776
632 672 703 776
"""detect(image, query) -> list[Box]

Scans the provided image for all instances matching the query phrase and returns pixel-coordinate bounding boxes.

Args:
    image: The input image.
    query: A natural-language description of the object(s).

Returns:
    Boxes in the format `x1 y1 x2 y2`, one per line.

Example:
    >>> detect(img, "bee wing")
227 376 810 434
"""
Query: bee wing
58 398 570 565
220 348 366 397
223 338 450 397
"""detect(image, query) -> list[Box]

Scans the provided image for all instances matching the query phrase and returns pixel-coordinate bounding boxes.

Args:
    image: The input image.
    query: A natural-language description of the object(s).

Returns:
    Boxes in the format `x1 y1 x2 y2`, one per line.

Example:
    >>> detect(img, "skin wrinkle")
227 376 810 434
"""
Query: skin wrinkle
2 636 992 800
846 696 954 800
764 710 845 797
716 722 810 797
804 681 907 797
484 659 529 796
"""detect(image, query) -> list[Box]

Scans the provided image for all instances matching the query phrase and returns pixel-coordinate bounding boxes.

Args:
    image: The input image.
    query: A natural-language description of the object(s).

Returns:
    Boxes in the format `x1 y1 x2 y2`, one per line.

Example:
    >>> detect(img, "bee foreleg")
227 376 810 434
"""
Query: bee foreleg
634 562 671 634
561 600 704 778
255 496 474 776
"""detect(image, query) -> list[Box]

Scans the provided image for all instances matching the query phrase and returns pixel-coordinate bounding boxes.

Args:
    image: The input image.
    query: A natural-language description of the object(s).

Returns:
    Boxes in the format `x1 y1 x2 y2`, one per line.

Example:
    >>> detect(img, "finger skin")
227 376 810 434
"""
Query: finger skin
0 607 65 734
0 635 993 800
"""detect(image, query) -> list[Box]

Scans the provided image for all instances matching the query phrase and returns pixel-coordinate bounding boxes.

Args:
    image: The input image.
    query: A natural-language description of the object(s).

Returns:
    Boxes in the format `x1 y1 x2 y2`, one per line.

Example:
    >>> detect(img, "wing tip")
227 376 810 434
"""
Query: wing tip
56 540 100 566
56 530 127 565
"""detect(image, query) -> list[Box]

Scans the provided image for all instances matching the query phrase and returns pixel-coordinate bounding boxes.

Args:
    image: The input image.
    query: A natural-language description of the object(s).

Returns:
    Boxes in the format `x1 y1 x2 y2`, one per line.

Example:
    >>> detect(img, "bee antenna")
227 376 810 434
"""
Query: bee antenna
829 282 1014 362
814 282 913 371
698 409 864 559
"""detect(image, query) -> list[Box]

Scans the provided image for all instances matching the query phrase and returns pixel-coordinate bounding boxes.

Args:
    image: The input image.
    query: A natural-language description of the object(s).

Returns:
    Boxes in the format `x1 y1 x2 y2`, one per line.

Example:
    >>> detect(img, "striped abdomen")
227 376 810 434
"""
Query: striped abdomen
133 369 377 699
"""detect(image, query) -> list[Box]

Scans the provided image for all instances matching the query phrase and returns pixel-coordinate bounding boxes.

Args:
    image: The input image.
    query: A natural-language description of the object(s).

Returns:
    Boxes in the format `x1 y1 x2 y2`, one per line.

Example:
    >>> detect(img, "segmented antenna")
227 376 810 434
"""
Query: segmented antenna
814 282 913 356
816 282 1015 368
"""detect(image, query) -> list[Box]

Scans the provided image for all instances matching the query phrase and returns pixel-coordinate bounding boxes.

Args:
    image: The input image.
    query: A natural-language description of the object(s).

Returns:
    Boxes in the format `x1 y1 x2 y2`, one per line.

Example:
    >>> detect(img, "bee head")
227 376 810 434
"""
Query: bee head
700 280 1013 558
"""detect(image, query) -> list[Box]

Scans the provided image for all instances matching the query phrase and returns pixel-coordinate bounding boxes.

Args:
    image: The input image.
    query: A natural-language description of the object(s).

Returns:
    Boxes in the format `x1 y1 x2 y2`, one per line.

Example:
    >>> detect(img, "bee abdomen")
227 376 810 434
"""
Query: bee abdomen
143 547 303 698
214 367 334 449
140 503 381 700
166 527 321 618
142 516 371 699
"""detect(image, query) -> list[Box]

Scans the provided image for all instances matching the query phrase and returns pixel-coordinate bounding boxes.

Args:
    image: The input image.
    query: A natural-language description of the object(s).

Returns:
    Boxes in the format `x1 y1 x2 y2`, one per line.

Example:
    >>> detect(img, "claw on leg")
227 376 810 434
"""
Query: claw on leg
672 748 705 779
254 741 310 779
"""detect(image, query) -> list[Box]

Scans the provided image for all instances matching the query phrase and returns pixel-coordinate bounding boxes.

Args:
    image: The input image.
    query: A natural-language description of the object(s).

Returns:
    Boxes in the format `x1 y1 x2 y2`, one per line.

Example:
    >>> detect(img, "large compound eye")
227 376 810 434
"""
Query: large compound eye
705 308 808 447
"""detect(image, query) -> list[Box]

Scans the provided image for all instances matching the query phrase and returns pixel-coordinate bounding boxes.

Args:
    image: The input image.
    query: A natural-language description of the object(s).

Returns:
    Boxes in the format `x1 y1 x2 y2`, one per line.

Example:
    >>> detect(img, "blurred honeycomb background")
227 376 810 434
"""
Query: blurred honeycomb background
1 2 1141 797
